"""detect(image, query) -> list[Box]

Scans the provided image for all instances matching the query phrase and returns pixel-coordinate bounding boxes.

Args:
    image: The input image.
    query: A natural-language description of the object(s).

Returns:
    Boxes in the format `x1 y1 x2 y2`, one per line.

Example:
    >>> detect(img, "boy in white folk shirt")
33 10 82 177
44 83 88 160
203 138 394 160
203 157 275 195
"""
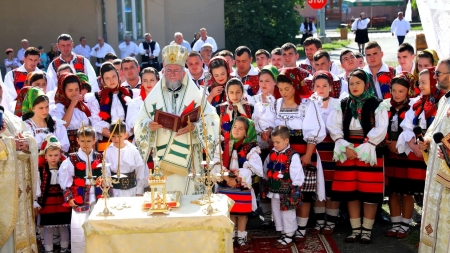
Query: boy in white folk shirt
105 121 148 197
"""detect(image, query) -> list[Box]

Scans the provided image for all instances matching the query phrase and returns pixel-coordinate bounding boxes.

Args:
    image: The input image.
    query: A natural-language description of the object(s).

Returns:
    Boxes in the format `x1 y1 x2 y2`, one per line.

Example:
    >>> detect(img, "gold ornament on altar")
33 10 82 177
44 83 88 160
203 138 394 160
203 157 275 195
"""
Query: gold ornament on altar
161 44 188 67
147 157 170 214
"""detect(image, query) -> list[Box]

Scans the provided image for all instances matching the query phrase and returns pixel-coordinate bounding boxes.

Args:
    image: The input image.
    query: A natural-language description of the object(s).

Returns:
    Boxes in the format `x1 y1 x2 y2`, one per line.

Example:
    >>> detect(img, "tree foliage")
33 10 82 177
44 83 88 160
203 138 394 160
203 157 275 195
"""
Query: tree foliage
224 0 304 53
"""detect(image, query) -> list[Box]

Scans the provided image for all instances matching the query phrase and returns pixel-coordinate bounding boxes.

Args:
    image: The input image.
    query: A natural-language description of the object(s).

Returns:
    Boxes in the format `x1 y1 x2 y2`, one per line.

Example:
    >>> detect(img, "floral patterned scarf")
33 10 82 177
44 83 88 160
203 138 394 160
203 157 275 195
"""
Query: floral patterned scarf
21 87 46 116
390 72 418 107
412 67 446 121
348 69 376 125
208 56 230 106
55 73 91 117
222 117 257 168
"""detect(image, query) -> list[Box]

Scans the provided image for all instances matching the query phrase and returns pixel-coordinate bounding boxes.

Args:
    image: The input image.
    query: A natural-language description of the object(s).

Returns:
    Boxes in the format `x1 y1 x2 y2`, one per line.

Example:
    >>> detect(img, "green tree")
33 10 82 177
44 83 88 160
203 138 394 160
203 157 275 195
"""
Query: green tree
224 0 304 53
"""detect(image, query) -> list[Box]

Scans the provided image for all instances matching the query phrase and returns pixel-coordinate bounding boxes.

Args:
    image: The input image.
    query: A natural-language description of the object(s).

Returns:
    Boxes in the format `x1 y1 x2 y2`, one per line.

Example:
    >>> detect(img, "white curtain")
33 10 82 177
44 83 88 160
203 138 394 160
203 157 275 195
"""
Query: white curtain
416 0 450 58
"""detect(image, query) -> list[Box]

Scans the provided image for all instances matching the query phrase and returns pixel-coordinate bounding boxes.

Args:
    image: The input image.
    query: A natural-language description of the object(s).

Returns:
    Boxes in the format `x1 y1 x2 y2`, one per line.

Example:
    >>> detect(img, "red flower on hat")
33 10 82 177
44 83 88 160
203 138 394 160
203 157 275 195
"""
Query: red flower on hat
378 74 390 84
76 162 86 171
99 111 110 120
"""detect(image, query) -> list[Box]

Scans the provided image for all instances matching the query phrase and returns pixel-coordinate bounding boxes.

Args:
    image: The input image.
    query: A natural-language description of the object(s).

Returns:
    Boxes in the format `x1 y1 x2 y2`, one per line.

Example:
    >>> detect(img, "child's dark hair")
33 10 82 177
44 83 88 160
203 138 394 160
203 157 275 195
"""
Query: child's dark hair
234 116 249 132
22 95 55 132
225 78 244 93
77 126 96 139
109 122 127 135
57 64 73 75
271 125 290 139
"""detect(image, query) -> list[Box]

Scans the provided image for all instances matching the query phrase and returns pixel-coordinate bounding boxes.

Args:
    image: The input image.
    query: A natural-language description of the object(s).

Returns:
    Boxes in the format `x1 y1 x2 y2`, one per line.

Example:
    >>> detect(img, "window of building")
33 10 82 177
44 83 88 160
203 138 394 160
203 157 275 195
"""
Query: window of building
117 0 145 41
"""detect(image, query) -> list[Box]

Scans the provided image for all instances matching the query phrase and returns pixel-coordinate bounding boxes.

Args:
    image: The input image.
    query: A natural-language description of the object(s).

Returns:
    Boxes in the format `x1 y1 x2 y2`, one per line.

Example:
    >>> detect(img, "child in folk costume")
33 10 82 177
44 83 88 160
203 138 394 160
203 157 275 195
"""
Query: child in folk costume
207 56 231 106
216 78 254 136
51 73 92 153
105 121 148 197
34 135 71 253
20 87 70 152
212 116 263 250
327 69 390 244
258 67 326 242
253 65 278 228
386 69 444 238
85 62 132 152
310 70 342 235
58 126 104 253
264 126 304 249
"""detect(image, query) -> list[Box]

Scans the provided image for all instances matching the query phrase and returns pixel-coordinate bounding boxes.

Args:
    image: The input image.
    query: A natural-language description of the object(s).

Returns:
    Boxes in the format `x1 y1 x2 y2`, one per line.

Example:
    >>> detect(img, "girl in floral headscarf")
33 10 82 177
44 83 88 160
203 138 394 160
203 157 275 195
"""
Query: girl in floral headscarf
327 69 389 244
310 70 342 235
212 116 263 250
384 72 424 239
258 67 326 242
85 62 132 152
22 87 70 152
207 56 230 106
51 73 92 153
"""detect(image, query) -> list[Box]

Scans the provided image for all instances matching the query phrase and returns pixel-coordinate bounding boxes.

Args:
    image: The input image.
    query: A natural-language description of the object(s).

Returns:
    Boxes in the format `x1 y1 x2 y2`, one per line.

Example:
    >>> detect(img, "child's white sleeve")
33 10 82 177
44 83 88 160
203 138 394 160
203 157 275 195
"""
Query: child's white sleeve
58 159 75 189
239 146 263 188
290 154 304 187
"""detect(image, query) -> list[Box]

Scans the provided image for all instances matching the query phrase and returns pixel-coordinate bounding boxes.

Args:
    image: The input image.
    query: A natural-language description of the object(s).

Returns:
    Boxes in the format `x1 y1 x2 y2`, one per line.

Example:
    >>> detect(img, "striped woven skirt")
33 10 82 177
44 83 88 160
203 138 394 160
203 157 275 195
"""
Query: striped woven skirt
316 134 336 198
39 185 72 227
331 132 384 204
291 136 318 203
385 151 427 194
217 185 252 215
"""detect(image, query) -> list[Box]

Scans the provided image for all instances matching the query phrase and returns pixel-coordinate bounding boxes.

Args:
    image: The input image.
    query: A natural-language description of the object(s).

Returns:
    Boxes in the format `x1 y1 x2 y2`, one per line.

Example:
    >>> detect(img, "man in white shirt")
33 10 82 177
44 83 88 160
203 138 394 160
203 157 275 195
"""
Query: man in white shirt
200 44 213 71
396 42 415 74
186 51 207 88
118 36 139 59
231 46 259 104
47 34 99 93
139 33 161 70
170 32 192 52
73 37 91 60
338 49 359 95
299 37 340 76
391 12 411 45
363 41 396 99
17 39 29 64
91 36 116 73
192 28 218 53
120 57 141 98
3 47 40 102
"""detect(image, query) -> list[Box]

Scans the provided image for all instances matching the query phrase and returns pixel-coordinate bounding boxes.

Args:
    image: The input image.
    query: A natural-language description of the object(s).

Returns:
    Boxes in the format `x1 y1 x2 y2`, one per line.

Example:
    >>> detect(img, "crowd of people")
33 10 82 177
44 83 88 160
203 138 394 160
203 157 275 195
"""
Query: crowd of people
1 23 450 253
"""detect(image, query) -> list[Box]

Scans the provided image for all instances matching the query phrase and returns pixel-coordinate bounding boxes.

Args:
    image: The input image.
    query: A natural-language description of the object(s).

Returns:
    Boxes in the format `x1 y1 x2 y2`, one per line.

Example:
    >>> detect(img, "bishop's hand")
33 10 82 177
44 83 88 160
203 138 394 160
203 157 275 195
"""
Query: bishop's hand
148 122 163 131
176 121 195 136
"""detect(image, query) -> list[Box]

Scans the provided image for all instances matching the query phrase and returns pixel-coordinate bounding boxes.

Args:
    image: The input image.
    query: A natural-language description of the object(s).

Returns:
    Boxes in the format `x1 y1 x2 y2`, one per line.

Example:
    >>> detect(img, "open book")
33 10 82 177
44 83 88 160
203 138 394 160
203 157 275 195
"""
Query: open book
154 101 201 132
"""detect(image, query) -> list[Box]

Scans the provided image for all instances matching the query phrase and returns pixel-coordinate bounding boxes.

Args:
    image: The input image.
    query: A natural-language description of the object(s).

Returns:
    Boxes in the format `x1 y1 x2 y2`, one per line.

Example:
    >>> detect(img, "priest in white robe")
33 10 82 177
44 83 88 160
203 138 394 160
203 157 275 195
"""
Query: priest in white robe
419 59 450 253
0 80 39 253
134 44 219 195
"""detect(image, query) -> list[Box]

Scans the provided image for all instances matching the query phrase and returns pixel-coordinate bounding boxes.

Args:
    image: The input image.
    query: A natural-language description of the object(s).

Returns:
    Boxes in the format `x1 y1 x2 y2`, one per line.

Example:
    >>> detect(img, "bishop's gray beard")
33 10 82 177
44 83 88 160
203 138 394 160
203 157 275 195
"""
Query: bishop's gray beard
166 80 183 91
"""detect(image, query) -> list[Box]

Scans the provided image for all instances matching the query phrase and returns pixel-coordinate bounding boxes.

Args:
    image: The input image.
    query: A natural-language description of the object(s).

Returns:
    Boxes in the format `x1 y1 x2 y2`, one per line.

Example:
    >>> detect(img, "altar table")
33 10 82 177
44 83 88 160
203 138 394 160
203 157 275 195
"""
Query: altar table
84 194 234 253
